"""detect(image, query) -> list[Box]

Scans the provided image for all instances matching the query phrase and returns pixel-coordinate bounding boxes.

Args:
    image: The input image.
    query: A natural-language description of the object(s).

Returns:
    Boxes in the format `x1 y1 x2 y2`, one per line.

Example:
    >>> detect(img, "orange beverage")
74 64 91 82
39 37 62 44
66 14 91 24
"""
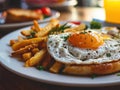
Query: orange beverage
104 0 120 24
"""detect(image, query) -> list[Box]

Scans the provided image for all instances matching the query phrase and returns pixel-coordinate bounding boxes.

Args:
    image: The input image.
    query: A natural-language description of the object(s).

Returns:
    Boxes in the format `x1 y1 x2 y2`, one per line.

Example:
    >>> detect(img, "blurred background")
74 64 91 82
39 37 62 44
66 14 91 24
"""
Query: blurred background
0 0 104 10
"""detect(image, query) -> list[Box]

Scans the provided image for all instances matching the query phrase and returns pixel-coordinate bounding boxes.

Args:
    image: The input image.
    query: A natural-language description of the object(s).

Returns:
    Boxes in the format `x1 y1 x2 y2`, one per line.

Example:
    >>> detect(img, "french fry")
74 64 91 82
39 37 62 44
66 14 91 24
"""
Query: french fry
64 23 86 32
22 52 32 61
49 61 64 73
35 19 59 37
12 37 46 51
11 44 38 56
41 52 52 69
25 48 47 67
9 40 17 46
31 25 35 30
18 36 24 42
21 30 32 36
32 48 39 55
33 20 41 32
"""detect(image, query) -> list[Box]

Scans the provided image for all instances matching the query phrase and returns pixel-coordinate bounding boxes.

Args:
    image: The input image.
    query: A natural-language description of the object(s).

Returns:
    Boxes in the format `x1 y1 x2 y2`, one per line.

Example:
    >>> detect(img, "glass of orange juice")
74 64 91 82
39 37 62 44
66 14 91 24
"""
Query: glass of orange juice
104 0 120 24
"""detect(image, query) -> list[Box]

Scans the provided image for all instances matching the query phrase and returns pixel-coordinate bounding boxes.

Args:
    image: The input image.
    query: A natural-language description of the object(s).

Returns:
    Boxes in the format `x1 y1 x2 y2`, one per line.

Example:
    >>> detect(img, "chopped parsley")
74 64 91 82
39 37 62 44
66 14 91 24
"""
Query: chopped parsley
60 35 69 41
84 24 88 30
90 21 102 29
91 74 97 79
49 41 52 44
80 31 87 34
106 53 111 57
37 66 44 70
26 31 36 39
49 23 71 35
26 35 33 39
117 73 120 76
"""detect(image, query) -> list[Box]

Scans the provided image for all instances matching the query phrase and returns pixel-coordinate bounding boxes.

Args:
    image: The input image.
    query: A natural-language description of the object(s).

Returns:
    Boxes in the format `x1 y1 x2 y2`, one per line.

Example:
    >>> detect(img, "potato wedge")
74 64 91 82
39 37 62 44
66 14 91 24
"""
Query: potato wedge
11 44 38 56
49 61 64 73
35 19 59 37
21 30 32 36
41 52 52 69
12 37 46 51
9 40 17 46
25 48 47 67
32 48 39 55
64 23 86 32
22 52 32 61
33 20 41 32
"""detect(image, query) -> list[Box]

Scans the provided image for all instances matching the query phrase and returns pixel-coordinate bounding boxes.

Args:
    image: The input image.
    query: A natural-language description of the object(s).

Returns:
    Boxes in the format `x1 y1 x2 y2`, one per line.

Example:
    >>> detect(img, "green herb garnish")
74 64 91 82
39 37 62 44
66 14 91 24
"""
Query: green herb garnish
90 21 101 29
91 74 97 79
106 53 111 57
59 23 71 32
49 23 71 35
80 31 87 34
49 41 52 44
60 35 69 41
44 15 50 19
37 66 44 70
26 31 36 39
117 73 120 76
31 31 36 36
84 24 88 30
26 35 33 39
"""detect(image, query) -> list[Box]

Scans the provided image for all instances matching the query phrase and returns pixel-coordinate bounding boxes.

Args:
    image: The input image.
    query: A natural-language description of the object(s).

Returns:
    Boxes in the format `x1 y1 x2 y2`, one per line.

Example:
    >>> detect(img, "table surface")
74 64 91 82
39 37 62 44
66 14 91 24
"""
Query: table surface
1 7 120 90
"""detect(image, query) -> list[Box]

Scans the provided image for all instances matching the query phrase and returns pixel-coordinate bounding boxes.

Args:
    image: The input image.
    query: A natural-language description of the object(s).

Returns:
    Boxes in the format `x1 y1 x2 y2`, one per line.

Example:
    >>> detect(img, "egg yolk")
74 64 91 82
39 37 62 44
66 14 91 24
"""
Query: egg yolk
68 32 104 49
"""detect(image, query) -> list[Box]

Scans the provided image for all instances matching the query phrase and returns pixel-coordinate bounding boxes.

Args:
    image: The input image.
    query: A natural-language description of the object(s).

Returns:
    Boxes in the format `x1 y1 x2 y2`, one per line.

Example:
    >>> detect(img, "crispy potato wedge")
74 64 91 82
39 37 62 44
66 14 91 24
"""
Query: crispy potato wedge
32 48 39 55
18 36 24 42
21 30 32 36
22 52 32 61
64 23 86 32
50 61 64 73
41 52 52 69
11 44 38 56
12 37 46 51
35 19 59 37
25 48 47 67
33 20 41 32
9 40 17 46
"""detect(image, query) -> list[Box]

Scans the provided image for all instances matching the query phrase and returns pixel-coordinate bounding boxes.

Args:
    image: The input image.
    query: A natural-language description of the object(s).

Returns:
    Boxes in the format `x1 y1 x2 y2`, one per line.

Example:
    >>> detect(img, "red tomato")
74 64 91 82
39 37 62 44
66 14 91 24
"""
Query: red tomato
70 21 81 25
34 9 42 14
40 7 51 16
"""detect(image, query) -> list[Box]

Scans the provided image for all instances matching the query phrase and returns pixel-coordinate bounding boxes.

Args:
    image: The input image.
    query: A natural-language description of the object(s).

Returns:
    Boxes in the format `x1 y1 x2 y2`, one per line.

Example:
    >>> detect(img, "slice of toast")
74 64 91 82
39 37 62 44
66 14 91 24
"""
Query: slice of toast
5 8 43 23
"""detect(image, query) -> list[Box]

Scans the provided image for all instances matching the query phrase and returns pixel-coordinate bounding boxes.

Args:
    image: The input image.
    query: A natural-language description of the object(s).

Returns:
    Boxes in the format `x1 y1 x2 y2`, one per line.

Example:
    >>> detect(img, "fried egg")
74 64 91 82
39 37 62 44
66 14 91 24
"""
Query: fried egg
47 29 120 65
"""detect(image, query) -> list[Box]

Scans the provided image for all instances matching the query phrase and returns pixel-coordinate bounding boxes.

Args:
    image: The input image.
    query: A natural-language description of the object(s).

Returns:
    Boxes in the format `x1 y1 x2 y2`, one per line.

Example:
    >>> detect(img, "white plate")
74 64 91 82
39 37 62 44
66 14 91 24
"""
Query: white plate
0 24 120 87
0 10 60 29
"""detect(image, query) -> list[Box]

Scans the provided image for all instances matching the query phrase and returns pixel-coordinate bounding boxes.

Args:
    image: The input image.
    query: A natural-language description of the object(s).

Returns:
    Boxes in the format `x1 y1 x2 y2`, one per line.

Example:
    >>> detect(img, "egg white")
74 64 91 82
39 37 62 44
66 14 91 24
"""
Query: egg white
47 30 120 65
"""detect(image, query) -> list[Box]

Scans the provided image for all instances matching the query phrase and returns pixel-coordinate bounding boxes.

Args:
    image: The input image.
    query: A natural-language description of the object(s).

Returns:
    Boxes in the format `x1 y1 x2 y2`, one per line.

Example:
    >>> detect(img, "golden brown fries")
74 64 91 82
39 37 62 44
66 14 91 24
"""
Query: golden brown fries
18 36 24 42
21 29 32 36
64 23 86 32
31 48 39 55
12 37 46 51
22 52 32 61
25 48 47 67
10 40 16 46
11 44 38 56
50 61 64 73
41 52 52 69
33 20 41 32
35 19 59 37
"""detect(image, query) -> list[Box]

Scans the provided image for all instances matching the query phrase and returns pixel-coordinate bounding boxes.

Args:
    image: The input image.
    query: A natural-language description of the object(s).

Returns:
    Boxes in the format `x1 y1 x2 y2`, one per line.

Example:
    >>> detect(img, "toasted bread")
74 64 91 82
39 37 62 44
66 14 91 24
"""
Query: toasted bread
63 60 120 75
5 8 43 23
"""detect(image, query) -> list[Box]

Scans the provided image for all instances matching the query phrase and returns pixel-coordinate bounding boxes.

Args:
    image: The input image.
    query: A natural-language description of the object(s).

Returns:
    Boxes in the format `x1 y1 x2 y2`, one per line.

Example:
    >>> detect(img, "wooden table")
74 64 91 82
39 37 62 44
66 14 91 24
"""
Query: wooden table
1 7 120 90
